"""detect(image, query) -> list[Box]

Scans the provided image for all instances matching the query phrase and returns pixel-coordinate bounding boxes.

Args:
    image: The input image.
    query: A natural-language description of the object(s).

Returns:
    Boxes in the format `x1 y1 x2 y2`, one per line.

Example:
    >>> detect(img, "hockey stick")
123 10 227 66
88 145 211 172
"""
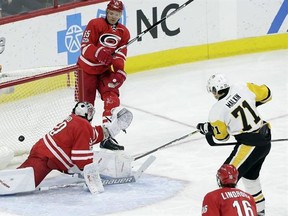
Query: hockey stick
133 155 156 179
114 0 195 54
134 130 199 160
39 176 136 192
38 182 85 191
205 134 288 146
38 176 136 192
38 176 136 191
38 155 156 192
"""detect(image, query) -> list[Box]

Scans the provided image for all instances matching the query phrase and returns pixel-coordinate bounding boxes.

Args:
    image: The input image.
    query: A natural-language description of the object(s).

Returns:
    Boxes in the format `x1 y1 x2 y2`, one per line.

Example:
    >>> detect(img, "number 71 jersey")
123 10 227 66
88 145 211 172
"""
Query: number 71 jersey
208 83 271 141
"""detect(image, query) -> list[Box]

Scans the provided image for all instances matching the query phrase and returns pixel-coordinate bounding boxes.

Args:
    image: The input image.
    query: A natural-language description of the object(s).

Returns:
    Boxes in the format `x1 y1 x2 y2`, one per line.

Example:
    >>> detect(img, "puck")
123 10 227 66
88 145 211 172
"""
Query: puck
18 135 25 142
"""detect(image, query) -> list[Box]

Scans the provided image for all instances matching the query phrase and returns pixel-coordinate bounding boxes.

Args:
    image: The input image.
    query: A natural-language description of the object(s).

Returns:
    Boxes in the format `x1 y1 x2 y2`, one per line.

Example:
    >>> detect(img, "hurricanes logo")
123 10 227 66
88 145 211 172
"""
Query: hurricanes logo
99 34 121 48
64 25 83 53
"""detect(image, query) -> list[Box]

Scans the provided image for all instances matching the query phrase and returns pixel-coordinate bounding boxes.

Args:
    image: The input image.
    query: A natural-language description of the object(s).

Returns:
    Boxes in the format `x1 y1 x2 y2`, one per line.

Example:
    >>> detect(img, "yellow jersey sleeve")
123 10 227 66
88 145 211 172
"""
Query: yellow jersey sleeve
246 83 272 105
210 120 230 141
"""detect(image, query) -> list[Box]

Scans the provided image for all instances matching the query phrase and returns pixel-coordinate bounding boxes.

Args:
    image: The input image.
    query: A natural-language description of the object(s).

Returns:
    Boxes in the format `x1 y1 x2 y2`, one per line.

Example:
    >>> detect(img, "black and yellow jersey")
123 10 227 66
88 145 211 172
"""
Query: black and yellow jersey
208 83 271 141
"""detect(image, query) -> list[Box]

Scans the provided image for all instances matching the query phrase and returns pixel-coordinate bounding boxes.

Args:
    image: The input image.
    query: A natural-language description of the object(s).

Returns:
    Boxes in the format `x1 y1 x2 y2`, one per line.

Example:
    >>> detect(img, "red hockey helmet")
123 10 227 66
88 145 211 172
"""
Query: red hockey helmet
216 164 238 187
107 0 124 12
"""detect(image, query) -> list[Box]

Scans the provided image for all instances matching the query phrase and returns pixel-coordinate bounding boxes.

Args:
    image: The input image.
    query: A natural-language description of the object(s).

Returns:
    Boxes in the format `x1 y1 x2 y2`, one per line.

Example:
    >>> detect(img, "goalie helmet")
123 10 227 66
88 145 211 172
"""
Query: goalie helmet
72 102 95 122
107 0 124 12
206 74 230 94
216 164 238 187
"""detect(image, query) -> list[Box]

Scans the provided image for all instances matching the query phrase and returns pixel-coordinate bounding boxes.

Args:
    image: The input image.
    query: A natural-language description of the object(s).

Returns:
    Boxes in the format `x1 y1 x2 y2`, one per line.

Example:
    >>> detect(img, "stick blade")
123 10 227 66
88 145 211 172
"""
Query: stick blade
134 155 156 179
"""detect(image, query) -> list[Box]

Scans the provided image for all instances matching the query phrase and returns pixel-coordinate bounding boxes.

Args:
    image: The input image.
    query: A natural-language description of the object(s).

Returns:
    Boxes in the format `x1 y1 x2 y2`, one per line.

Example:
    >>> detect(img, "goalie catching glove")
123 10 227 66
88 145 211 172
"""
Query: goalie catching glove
100 107 133 150
103 107 133 137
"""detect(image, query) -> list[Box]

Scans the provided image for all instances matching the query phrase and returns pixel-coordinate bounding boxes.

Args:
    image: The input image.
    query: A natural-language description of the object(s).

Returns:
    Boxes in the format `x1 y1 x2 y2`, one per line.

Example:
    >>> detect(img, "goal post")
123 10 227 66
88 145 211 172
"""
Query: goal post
0 65 83 169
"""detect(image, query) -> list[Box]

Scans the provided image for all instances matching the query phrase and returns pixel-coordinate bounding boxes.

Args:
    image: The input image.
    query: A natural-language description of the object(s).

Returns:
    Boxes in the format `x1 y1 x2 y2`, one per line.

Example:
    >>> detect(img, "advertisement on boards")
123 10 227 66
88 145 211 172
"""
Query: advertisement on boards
0 0 287 73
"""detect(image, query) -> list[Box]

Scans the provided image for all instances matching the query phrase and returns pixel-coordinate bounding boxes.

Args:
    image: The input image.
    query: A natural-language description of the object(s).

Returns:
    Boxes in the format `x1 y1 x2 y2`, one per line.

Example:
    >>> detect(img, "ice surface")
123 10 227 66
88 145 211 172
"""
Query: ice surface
0 173 186 216
0 50 287 216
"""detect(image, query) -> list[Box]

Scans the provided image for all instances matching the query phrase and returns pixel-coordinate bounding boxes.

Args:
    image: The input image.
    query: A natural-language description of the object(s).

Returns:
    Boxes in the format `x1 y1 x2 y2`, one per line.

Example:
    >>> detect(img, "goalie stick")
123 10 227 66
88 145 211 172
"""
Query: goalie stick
39 175 137 192
38 155 156 192
134 130 199 160
205 133 288 146
38 176 136 191
113 0 195 54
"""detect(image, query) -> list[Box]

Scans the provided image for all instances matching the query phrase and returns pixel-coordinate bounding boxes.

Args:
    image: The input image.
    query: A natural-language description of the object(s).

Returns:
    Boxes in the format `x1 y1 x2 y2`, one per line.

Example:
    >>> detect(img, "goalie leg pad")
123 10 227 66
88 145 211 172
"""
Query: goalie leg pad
94 151 133 178
83 163 104 194
0 167 35 195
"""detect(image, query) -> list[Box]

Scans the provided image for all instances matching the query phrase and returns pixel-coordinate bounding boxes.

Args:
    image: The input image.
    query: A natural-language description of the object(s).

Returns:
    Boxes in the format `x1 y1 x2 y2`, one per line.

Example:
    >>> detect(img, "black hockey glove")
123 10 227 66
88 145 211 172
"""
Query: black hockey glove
100 137 124 150
196 122 213 135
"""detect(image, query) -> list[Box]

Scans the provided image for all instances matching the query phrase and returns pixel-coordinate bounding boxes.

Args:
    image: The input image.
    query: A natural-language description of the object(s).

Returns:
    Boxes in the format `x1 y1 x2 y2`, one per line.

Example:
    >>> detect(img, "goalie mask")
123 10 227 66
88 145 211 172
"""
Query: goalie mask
72 102 95 122
206 74 230 95
216 164 238 187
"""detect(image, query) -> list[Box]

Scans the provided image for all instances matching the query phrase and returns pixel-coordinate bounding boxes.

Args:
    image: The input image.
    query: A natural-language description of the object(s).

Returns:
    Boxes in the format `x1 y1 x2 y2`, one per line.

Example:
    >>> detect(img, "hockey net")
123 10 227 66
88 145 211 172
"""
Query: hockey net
0 65 83 169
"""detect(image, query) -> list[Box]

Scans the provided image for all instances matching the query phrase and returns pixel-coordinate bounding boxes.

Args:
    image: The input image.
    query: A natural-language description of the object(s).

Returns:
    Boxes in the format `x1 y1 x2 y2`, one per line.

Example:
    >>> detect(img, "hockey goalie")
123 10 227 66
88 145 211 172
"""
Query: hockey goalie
0 102 136 195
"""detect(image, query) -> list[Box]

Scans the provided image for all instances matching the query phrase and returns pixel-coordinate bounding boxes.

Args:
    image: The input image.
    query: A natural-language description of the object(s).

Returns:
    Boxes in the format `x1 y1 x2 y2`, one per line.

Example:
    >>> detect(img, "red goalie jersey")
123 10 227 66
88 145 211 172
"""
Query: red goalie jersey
18 113 104 187
202 187 257 216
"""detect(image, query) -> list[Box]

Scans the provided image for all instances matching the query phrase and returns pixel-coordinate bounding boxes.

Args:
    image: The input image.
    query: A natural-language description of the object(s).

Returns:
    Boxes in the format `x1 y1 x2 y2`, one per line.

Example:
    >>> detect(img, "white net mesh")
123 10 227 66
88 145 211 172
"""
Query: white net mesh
0 66 80 169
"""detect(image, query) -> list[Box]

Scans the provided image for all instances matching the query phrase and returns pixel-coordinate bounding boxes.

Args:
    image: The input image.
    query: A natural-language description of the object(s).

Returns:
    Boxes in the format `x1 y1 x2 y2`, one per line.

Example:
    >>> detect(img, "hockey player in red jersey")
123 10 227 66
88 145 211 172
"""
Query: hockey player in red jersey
17 102 132 188
197 74 271 216
77 0 130 124
202 164 257 216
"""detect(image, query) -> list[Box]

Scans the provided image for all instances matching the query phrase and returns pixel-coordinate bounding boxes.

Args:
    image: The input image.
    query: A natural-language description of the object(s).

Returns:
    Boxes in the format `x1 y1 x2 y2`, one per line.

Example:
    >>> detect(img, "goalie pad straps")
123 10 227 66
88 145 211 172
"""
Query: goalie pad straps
83 163 104 194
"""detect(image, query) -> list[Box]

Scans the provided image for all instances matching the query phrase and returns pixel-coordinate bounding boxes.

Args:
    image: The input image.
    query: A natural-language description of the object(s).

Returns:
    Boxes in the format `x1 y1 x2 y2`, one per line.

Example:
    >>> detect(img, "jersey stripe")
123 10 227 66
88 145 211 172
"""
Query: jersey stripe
79 55 102 67
71 156 93 161
230 144 255 168
71 149 93 161
43 134 74 169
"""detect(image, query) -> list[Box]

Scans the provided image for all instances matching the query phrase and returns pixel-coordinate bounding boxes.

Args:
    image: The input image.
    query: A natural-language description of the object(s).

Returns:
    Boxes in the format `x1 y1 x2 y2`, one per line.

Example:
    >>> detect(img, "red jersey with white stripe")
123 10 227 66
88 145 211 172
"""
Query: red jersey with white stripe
77 17 130 75
36 114 104 172
202 187 257 216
